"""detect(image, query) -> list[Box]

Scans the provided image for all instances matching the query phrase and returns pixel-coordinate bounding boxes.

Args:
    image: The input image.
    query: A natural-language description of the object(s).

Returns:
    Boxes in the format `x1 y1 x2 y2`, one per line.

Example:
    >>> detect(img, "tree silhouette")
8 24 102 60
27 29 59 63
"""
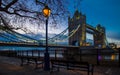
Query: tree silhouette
0 0 81 33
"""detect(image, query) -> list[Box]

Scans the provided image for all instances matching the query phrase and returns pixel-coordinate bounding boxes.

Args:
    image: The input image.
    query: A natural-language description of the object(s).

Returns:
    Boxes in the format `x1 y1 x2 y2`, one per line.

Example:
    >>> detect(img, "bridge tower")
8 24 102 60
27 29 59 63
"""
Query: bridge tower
94 24 106 48
68 10 86 46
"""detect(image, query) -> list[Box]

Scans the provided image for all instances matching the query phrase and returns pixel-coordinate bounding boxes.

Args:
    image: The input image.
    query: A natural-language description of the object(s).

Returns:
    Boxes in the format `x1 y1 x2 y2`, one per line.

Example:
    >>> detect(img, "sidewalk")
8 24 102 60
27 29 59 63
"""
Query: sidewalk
0 56 120 75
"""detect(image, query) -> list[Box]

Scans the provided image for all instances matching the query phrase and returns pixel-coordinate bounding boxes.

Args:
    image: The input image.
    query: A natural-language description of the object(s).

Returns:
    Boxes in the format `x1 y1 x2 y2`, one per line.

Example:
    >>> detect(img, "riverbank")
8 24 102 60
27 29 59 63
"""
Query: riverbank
0 56 120 75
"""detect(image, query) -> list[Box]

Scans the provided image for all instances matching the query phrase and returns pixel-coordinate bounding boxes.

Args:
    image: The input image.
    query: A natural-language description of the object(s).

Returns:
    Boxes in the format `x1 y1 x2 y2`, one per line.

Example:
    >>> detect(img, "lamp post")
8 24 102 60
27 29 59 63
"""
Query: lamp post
42 5 51 70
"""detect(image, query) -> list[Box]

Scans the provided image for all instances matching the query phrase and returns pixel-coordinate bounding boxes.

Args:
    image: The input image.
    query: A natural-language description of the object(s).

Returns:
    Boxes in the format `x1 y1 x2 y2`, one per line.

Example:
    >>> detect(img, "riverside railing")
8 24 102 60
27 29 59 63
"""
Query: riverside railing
15 48 67 60
0 47 120 66
79 48 120 66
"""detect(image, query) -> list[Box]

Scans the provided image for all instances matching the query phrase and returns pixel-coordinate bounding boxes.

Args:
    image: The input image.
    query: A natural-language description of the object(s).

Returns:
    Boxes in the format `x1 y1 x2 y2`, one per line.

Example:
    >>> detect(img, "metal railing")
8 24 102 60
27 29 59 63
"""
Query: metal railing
0 48 120 67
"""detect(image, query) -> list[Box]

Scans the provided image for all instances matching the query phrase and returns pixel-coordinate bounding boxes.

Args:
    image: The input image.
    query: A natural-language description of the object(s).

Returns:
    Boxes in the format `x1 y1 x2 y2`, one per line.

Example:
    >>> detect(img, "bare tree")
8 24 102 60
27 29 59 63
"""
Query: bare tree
0 0 82 34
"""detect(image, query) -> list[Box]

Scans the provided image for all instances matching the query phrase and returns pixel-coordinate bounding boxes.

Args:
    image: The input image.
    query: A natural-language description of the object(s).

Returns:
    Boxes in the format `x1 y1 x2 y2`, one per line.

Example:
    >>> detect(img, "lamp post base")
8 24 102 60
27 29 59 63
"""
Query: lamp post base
44 52 50 71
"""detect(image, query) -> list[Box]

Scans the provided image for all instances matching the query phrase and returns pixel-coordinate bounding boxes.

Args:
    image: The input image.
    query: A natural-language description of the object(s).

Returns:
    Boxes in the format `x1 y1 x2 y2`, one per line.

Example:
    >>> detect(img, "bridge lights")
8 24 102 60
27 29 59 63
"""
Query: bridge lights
42 5 51 71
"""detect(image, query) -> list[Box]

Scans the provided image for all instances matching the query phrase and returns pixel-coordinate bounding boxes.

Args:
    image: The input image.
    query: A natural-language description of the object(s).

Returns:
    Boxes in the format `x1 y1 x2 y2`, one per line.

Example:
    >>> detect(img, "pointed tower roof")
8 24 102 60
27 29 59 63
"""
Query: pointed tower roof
74 10 80 17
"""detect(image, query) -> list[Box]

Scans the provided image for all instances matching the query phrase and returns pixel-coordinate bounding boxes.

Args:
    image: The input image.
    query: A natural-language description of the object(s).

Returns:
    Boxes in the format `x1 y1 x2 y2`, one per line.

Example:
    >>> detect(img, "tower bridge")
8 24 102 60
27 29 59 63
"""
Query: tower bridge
68 10 106 48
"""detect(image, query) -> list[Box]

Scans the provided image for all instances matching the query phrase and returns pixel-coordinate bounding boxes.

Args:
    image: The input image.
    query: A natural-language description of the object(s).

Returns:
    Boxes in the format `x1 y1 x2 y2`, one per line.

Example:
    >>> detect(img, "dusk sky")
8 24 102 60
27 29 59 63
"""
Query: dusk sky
28 0 120 46
13 0 120 42
1 0 120 46
81 0 120 39
65 0 120 45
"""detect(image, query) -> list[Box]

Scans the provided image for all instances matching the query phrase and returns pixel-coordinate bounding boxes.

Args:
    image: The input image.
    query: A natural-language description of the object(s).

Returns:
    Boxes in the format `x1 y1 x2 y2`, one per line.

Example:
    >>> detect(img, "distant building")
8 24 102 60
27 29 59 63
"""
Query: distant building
109 43 117 48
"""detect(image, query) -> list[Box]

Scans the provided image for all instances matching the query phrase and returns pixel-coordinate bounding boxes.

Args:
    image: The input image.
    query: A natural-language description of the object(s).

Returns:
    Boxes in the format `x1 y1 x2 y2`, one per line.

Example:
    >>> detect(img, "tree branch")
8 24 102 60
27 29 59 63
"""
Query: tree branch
0 0 1 7
0 16 12 30
5 0 18 10
0 0 71 33
35 0 45 6
0 14 21 30
14 12 37 19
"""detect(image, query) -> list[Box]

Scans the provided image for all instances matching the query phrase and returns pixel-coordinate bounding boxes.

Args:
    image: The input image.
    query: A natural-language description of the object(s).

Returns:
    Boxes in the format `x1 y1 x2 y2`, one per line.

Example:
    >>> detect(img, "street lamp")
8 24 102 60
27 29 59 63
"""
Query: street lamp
42 5 51 70
42 5 51 17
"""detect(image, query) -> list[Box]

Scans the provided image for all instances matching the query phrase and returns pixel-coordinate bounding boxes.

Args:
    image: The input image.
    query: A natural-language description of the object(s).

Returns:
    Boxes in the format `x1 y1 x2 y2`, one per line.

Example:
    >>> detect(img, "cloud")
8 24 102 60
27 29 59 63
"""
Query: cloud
107 31 120 40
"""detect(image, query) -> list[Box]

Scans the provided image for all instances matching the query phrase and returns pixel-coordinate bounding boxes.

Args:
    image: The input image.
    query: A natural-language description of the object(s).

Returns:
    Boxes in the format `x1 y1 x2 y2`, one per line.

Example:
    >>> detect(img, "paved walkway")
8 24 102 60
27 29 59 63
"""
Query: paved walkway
0 56 120 75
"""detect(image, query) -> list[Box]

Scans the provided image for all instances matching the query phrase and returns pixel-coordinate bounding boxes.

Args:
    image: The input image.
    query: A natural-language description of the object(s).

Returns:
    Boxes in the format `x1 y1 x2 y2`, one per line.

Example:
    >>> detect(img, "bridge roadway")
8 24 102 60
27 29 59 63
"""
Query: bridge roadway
0 41 79 48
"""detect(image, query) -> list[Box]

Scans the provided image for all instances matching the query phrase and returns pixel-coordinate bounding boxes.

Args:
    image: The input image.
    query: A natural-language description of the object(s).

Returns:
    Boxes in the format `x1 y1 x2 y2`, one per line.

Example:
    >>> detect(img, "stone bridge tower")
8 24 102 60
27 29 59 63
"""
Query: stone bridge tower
94 24 106 48
68 10 86 46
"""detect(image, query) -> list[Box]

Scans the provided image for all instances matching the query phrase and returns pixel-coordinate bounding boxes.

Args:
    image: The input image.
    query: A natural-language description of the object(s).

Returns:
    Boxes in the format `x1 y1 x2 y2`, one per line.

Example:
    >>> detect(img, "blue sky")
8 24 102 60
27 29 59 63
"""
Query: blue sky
80 0 120 41
60 0 120 47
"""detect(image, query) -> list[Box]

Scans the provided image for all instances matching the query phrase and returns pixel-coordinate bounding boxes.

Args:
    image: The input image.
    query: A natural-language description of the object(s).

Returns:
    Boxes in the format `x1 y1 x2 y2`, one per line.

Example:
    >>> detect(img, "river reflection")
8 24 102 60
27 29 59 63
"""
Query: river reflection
99 53 119 61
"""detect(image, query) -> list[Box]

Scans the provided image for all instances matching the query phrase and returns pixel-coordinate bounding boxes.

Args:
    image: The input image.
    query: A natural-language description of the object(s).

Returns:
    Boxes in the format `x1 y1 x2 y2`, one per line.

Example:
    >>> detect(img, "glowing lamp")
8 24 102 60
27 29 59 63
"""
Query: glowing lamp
42 5 51 17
